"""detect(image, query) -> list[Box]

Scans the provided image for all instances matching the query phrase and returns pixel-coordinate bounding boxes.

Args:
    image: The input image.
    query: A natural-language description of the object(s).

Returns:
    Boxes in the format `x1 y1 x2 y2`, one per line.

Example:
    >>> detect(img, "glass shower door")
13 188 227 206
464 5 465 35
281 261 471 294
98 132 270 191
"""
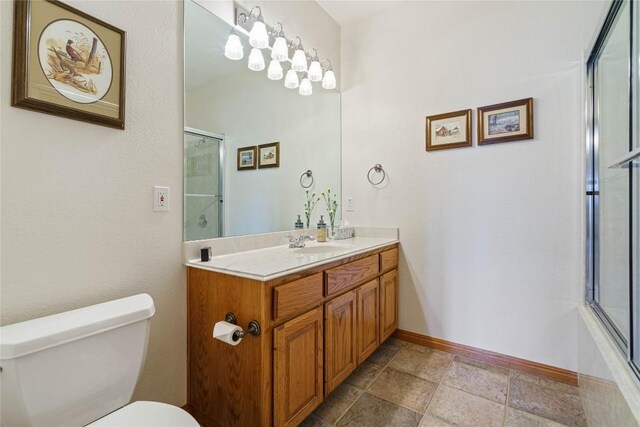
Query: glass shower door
184 129 224 240
593 0 631 346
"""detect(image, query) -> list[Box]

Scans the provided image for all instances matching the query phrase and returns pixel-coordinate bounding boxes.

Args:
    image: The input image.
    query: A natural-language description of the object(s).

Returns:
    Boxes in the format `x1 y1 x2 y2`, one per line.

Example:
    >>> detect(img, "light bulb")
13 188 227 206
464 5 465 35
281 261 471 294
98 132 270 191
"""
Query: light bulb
271 36 288 61
248 48 265 71
322 70 336 89
291 49 308 72
284 69 299 89
249 20 268 49
224 33 243 60
267 59 283 80
299 77 312 96
308 60 322 82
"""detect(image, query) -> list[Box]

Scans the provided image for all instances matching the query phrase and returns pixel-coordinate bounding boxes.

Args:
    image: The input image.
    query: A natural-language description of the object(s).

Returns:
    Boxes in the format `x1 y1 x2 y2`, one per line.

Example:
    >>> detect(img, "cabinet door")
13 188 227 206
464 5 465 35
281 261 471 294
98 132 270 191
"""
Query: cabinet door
380 269 398 342
357 279 379 364
274 307 323 427
325 290 357 395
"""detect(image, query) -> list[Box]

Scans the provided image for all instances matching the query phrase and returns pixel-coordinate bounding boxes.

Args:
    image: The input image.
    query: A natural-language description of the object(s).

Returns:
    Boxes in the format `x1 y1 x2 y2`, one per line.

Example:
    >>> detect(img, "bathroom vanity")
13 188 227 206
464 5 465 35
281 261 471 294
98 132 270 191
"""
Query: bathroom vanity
185 236 398 427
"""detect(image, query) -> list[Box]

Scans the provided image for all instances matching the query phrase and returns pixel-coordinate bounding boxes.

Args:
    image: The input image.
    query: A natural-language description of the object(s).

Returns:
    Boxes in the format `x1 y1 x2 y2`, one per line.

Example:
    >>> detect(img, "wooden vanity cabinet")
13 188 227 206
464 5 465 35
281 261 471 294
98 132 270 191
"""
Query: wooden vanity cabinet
186 244 398 427
274 307 324 427
324 290 357 395
380 269 398 342
356 279 379 364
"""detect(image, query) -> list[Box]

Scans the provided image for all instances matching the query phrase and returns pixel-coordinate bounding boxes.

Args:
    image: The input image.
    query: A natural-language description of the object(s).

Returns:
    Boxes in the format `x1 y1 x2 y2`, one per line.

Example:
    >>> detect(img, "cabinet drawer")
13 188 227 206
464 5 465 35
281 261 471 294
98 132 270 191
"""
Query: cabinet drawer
380 247 398 272
273 273 323 322
325 255 378 297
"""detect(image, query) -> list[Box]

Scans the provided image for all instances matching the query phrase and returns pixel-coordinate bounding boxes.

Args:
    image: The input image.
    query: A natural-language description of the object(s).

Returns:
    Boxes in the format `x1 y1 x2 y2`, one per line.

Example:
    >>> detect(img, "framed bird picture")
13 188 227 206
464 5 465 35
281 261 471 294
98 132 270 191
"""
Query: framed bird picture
11 0 126 129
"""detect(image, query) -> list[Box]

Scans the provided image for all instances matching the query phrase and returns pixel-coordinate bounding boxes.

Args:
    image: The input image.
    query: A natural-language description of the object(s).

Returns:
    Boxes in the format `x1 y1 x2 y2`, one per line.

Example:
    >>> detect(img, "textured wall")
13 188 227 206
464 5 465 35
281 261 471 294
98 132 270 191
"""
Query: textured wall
0 0 186 405
340 0 608 371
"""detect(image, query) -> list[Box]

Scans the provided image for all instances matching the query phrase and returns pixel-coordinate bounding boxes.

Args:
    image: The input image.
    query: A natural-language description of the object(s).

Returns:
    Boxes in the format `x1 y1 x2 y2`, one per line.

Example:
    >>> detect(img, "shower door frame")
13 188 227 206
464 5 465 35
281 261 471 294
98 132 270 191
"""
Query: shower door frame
184 127 225 239
585 0 638 374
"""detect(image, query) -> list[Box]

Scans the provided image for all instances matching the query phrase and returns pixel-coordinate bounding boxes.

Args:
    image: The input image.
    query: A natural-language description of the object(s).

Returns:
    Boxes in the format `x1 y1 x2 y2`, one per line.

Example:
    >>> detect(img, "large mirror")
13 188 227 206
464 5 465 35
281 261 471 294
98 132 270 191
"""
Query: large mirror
184 0 341 241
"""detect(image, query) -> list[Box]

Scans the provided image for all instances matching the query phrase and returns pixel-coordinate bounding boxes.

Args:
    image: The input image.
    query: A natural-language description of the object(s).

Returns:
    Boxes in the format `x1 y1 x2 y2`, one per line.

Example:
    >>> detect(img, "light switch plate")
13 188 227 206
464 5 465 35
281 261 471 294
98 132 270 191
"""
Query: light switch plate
154 186 169 212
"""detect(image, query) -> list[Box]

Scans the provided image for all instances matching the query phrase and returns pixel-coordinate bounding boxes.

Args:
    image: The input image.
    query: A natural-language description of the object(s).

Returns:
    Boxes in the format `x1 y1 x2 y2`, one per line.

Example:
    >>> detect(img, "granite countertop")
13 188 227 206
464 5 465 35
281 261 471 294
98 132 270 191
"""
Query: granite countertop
186 236 398 281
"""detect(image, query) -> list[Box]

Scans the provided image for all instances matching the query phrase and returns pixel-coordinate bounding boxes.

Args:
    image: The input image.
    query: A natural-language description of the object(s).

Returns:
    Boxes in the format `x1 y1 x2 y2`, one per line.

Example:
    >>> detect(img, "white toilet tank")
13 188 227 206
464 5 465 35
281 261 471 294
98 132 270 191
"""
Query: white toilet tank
0 294 156 427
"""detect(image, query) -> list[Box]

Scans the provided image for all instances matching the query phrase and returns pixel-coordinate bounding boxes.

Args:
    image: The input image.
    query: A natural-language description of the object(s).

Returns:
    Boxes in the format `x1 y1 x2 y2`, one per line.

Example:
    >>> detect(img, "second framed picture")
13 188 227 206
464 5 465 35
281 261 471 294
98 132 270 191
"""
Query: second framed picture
425 109 472 151
258 142 280 168
477 98 533 145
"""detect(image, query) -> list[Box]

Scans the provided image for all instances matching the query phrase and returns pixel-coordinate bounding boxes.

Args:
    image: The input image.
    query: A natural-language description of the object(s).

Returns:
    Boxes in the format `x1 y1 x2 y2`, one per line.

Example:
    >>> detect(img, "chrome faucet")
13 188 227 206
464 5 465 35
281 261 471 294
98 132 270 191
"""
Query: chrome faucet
286 233 315 248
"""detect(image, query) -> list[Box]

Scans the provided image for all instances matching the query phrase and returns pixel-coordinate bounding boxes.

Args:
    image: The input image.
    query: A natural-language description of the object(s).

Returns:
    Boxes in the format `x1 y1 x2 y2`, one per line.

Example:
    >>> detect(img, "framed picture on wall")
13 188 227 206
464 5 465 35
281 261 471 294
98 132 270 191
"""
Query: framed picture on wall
477 98 534 145
11 0 126 129
237 146 257 170
258 142 280 168
425 109 472 151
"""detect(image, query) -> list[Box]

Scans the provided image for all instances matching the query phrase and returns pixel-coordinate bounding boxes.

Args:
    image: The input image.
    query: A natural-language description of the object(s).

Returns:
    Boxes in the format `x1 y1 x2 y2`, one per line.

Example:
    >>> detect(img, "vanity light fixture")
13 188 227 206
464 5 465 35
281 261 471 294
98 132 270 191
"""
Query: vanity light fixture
267 59 283 80
247 7 268 49
291 37 308 72
270 23 288 62
224 28 243 60
227 6 337 95
284 67 299 89
248 47 265 71
299 73 312 96
307 49 322 82
322 59 336 90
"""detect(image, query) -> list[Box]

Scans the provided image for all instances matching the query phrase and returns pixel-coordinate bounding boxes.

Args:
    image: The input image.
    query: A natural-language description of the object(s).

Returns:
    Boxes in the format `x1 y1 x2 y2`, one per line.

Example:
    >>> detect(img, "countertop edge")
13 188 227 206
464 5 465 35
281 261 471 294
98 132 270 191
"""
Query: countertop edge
186 239 399 282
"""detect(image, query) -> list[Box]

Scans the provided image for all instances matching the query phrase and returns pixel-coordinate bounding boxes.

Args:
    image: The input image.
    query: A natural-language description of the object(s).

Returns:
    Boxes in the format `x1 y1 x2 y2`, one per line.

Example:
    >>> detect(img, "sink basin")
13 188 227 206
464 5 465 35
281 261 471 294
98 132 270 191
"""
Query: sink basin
292 243 353 255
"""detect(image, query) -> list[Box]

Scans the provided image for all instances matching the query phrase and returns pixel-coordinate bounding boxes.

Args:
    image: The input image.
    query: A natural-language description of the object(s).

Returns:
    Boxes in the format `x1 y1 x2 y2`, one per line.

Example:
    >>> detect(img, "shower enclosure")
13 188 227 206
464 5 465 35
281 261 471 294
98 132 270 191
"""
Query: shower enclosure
586 0 639 372
183 128 224 241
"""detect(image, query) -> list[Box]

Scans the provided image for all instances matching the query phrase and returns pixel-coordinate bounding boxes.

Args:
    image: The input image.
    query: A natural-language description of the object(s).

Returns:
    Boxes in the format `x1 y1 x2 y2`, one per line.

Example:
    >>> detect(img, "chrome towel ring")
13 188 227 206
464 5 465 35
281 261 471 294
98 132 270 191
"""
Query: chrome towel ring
367 164 386 185
300 170 314 188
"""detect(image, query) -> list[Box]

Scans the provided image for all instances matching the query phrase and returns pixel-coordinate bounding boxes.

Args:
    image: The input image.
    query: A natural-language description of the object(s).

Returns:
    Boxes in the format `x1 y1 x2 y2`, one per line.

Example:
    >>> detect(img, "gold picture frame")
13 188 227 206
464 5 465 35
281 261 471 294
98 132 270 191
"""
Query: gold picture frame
258 142 280 168
425 109 472 151
11 0 126 129
477 98 533 145
237 146 257 170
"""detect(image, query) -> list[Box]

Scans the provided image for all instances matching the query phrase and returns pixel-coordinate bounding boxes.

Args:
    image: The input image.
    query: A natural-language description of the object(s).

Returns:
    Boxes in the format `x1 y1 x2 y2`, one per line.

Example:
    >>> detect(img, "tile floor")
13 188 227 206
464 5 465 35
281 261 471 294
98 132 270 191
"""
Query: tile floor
301 338 587 427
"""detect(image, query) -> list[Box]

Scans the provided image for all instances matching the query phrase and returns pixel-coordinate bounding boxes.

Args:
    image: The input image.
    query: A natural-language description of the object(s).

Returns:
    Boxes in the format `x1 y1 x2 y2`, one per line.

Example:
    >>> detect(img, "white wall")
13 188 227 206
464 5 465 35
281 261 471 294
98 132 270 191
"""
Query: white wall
340 0 609 371
0 0 186 406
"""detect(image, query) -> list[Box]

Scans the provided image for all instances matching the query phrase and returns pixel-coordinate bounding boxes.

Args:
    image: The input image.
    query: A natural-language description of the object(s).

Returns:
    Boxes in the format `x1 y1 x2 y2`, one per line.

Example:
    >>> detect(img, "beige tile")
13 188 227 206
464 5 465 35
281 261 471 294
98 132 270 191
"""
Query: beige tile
389 346 453 383
385 337 408 348
344 361 383 389
426 385 505 427
506 407 567 427
368 340 403 366
511 371 579 395
404 342 433 353
336 393 422 427
419 415 452 427
368 367 438 413
300 414 333 427
313 383 364 424
442 356 509 403
509 372 586 427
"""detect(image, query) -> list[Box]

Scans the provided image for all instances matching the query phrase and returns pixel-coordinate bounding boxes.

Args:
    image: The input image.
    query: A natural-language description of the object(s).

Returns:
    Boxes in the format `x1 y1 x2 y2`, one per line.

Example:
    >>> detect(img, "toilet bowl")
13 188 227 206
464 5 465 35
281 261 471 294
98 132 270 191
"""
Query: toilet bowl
0 294 198 427
88 401 197 426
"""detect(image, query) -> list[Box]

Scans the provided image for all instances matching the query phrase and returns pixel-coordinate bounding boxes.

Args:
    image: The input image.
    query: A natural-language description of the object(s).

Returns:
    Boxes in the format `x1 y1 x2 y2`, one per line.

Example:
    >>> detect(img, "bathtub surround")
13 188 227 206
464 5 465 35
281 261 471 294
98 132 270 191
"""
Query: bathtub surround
578 305 639 425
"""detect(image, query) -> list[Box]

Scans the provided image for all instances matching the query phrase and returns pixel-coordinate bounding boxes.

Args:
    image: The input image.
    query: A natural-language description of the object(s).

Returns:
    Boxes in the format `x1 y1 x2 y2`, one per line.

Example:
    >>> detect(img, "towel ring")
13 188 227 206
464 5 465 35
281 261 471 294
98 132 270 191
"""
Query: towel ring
300 170 314 188
367 164 386 185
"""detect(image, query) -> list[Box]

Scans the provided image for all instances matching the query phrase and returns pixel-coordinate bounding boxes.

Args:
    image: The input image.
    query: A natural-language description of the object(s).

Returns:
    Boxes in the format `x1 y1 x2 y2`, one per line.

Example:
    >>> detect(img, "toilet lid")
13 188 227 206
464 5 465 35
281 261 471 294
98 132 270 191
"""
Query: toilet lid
87 401 199 427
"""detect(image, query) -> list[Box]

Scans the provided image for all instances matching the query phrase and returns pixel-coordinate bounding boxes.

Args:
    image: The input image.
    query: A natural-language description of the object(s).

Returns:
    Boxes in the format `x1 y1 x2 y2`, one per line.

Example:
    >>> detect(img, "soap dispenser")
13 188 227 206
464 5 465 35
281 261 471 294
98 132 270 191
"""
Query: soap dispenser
317 215 327 242
295 215 304 229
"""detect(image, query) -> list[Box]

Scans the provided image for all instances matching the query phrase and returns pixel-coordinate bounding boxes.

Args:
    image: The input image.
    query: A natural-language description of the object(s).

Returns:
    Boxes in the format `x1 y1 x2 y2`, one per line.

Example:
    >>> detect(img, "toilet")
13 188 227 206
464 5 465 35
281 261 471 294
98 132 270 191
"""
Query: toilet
0 294 199 427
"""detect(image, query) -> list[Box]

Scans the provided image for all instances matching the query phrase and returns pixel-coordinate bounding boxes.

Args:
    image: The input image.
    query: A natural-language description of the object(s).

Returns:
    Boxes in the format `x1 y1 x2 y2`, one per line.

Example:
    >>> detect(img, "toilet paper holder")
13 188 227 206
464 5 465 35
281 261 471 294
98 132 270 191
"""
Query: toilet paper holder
225 312 261 342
